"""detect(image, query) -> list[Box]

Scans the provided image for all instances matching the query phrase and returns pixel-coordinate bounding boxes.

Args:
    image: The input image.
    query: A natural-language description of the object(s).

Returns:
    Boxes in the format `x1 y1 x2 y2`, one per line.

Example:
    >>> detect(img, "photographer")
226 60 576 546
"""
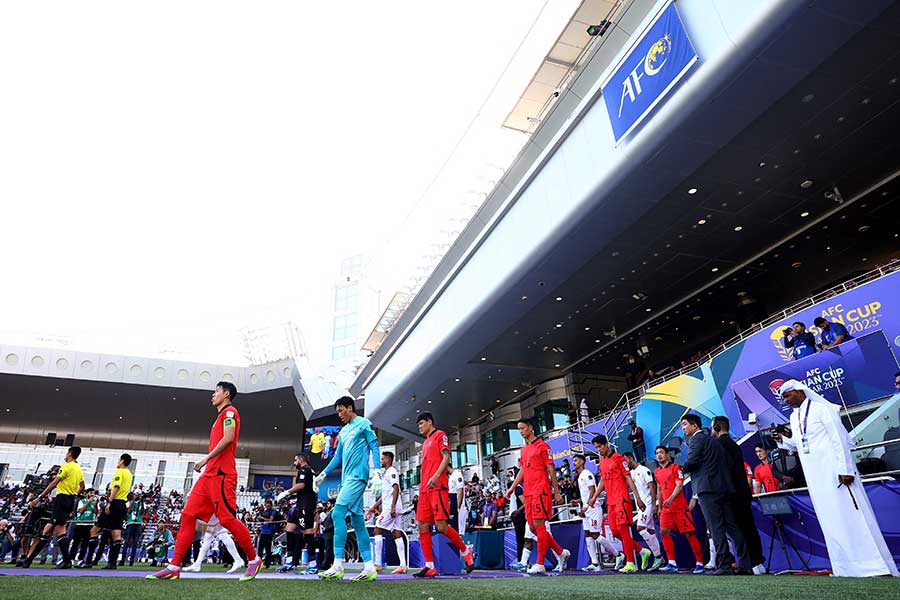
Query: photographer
0 519 18 563
16 446 85 569
69 488 98 564
782 322 816 360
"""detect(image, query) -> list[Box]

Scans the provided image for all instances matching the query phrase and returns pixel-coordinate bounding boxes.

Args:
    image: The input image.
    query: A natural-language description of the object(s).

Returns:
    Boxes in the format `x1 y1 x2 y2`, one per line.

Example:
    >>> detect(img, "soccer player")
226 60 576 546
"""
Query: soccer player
653 446 705 574
183 516 245 573
590 435 650 573
412 412 475 578
624 452 665 571
365 450 408 574
17 446 84 568
81 453 133 569
572 454 620 572
275 452 319 574
314 396 382 581
752 445 780 494
147 381 262 581
505 419 570 576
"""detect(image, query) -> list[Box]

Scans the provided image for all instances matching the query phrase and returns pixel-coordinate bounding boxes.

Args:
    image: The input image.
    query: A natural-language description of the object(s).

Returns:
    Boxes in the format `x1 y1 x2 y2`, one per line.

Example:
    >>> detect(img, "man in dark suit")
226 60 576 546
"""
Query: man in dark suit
712 416 765 573
681 414 750 575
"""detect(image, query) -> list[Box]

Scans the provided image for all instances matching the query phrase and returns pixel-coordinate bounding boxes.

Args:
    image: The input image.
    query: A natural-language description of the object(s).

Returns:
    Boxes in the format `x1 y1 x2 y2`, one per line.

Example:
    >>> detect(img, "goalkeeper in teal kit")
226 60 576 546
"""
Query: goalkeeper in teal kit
315 396 383 581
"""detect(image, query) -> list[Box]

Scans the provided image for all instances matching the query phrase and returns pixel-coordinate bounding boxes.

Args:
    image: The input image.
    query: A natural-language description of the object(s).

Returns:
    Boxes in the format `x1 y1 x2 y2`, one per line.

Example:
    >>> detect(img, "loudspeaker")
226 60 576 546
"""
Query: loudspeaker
64 433 76 447
45 432 57 446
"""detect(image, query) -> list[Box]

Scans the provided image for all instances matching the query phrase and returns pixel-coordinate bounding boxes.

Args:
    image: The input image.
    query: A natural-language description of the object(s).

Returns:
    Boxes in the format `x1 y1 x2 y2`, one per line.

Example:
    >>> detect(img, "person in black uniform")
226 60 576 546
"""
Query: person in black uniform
275 452 318 573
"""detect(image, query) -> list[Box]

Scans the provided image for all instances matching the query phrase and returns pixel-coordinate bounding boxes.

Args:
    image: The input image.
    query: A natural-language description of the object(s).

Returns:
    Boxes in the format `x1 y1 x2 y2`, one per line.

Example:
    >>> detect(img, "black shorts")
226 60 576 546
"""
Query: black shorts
95 499 127 530
288 504 316 530
51 494 76 526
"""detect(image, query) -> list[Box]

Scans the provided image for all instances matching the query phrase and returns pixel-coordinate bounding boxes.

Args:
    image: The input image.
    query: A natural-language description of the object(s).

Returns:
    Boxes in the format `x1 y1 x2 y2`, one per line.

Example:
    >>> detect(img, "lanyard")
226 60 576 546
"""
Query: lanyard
799 399 812 443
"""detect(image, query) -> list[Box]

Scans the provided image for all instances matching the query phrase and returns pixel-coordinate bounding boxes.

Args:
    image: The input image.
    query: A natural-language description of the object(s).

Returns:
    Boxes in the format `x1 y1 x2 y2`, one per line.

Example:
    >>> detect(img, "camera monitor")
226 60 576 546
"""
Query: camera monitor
758 494 793 516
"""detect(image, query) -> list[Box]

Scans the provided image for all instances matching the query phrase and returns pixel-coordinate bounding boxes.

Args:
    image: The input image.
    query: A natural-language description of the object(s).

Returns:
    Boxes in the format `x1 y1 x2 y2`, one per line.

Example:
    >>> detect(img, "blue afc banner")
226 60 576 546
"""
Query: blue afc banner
601 1 698 143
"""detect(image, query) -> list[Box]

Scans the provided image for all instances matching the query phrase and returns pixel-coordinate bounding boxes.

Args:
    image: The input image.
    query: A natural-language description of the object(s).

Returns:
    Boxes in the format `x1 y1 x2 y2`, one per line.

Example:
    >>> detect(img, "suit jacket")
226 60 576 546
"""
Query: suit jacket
682 429 734 495
717 435 753 500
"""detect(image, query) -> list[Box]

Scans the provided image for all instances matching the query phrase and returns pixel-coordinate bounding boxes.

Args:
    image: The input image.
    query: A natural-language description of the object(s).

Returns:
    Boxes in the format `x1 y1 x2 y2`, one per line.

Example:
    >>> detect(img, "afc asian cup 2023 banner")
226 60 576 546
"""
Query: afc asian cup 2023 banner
631 270 900 451
731 331 900 428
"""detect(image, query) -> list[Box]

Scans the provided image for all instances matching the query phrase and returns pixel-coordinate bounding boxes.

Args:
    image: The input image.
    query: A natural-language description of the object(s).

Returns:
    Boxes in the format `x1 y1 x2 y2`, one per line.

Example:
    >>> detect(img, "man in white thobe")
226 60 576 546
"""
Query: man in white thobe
776 379 898 577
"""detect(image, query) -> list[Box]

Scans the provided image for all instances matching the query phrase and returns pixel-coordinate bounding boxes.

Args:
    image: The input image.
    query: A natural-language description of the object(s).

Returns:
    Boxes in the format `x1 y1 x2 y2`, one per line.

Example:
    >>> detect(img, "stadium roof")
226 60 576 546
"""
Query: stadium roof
352 0 900 437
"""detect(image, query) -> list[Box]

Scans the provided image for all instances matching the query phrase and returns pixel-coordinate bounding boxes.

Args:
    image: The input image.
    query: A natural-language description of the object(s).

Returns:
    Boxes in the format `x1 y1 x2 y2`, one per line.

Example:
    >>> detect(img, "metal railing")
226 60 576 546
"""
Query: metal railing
613 259 900 407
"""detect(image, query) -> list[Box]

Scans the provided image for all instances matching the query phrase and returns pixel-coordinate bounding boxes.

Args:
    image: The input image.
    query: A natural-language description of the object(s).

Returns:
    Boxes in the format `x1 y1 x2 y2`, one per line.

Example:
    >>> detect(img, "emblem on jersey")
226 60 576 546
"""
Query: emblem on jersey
223 418 235 427
226 410 235 418
441 434 448 446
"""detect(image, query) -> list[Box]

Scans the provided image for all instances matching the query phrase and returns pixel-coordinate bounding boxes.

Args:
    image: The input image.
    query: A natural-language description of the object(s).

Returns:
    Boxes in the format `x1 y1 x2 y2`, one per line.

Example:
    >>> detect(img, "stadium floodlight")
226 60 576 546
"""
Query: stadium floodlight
586 20 612 37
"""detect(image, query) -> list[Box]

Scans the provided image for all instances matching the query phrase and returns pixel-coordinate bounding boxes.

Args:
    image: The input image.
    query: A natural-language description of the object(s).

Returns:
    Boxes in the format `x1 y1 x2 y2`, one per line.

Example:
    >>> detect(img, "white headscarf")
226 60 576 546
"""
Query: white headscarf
778 379 840 412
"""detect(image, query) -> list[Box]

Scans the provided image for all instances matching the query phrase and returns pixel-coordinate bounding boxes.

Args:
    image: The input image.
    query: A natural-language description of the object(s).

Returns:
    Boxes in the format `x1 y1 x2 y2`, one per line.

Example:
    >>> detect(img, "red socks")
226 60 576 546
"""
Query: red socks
662 533 676 562
420 530 434 562
443 526 467 552
688 535 704 563
532 523 562 565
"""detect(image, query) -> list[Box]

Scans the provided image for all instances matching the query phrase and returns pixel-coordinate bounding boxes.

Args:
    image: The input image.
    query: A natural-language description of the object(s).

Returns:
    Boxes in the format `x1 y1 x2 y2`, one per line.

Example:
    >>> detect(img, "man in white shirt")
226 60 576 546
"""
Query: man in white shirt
573 454 621 571
365 451 408 574
447 466 466 535
625 452 664 570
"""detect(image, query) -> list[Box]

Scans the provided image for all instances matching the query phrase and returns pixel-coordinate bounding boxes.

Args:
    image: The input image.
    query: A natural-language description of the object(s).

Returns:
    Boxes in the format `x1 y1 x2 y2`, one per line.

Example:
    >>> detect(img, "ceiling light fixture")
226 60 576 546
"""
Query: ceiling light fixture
697 219 706 225
556 323 563 328
734 226 743 231
800 211 810 217
801 180 813 189
711 267 719 272
454 378 460 382
480 357 486 361
554 364 560 368
555 296 563 301
688 187 697 195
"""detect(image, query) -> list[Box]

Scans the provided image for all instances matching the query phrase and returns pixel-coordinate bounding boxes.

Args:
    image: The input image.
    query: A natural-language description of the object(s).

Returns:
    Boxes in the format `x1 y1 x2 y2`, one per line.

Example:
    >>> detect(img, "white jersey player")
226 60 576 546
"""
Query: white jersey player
625 452 664 570
183 516 244 573
574 454 621 571
365 451 408 574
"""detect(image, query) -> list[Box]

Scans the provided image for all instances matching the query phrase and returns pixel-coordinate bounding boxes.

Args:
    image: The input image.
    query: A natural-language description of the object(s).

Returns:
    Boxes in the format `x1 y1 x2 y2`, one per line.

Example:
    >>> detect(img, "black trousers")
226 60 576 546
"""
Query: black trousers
733 495 765 566
697 492 751 571
69 525 92 562
321 532 334 569
258 533 274 566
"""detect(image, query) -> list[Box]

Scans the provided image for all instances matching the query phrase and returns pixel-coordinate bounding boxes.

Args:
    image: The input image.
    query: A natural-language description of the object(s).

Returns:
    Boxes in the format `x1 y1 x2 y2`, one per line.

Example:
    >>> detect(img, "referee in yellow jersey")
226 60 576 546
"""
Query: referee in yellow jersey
82 453 133 569
17 446 85 568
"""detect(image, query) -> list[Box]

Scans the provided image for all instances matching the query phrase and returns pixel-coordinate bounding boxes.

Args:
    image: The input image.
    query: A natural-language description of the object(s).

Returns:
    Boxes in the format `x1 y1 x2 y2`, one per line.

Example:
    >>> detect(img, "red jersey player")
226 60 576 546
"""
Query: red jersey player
506 419 570 575
653 445 705 573
147 382 262 581
590 434 649 573
412 412 474 578
752 445 780 494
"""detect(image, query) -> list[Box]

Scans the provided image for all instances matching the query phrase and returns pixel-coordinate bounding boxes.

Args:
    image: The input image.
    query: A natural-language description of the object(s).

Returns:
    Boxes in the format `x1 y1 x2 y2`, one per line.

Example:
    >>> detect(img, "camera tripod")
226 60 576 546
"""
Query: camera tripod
766 514 811 573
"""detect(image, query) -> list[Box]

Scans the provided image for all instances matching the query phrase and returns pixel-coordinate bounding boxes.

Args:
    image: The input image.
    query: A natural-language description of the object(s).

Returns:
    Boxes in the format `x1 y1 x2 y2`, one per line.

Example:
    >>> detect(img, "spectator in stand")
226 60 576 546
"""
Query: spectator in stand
560 475 576 504
623 355 647 389
628 420 646 463
481 491 498 529
814 317 853 350
753 445 780 494
782 322 816 360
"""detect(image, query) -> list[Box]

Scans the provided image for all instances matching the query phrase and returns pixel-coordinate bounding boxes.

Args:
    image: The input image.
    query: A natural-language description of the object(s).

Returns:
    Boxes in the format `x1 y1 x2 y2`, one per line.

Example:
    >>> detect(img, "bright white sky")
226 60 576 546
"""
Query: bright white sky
0 0 579 367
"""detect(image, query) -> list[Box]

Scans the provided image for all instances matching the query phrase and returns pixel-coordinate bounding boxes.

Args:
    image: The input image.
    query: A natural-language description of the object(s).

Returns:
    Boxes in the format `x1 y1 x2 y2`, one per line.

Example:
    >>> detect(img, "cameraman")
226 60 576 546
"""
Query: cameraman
69 488 98 564
782 322 816 360
16 446 85 568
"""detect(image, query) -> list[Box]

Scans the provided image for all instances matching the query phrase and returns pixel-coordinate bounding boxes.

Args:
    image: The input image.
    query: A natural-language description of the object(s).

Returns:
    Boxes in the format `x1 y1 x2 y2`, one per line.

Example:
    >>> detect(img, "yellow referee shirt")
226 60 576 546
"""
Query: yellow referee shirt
57 461 84 496
111 467 133 501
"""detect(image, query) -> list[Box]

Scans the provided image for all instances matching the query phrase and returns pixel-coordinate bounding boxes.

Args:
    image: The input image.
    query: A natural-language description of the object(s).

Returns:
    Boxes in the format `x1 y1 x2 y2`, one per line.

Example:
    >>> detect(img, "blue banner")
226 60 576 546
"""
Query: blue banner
731 331 900 427
601 1 698 142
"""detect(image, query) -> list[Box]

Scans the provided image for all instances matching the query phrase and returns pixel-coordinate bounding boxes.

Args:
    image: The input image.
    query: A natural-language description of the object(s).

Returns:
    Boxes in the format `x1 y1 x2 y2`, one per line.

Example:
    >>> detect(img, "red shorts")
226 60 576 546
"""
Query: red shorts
606 499 633 531
524 494 552 524
416 488 451 523
184 471 238 521
659 507 695 533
